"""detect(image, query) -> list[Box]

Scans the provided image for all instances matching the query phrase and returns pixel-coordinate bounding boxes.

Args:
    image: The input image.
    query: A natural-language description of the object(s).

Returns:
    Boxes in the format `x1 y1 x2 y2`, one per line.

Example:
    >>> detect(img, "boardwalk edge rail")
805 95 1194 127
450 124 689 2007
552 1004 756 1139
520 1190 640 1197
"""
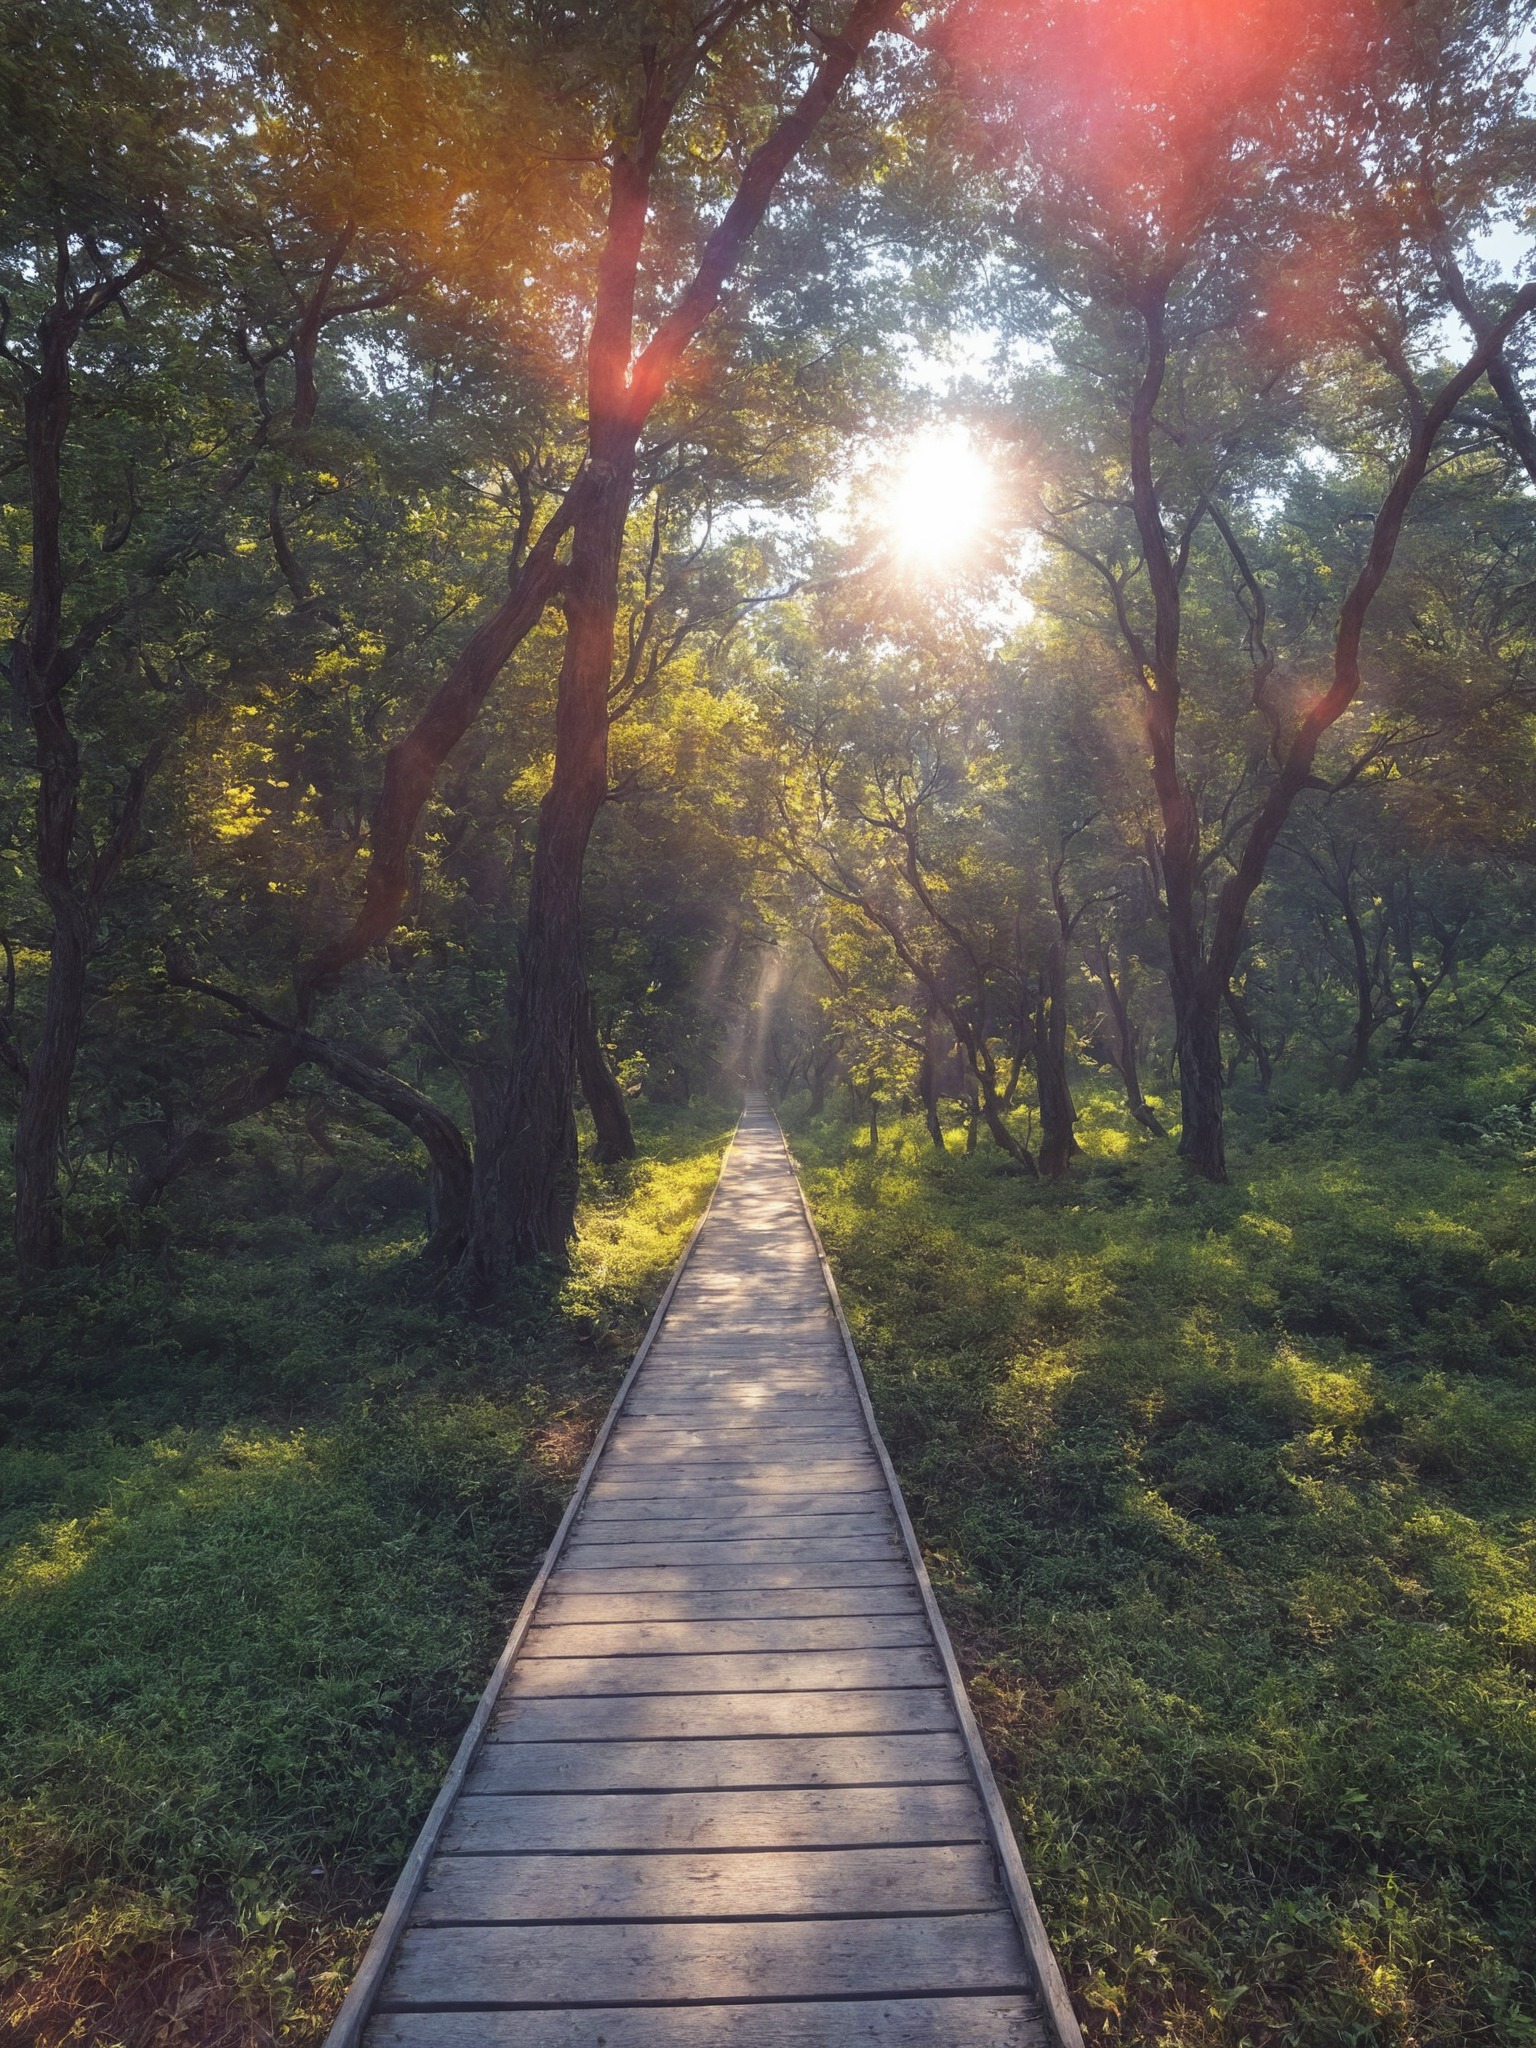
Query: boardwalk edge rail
778 1114 1088 2048
320 1113 741 2048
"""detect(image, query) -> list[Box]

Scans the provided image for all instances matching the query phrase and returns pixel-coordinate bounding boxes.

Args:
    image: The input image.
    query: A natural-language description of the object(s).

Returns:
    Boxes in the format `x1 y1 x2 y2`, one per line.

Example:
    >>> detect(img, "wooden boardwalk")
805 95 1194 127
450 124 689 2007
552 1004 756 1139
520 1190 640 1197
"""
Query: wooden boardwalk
328 1098 1080 2048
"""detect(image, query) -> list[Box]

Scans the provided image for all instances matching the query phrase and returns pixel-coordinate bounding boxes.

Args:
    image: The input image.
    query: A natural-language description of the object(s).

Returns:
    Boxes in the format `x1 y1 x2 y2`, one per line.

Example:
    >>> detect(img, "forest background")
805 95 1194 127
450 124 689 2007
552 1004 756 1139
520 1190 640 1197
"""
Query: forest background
2 0 1536 2042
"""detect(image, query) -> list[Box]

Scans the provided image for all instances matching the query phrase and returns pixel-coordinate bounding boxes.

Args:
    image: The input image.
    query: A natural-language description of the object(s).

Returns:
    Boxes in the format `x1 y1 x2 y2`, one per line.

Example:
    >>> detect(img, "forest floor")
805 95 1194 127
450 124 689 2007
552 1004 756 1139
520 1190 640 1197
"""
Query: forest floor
0 1104 734 2048
790 1059 1536 2047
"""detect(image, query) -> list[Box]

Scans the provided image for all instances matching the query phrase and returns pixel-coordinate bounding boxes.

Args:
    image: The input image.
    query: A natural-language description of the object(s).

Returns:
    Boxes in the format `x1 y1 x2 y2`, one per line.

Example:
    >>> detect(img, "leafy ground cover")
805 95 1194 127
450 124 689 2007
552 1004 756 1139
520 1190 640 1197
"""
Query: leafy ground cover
0 1105 732 2048
790 1061 1536 2048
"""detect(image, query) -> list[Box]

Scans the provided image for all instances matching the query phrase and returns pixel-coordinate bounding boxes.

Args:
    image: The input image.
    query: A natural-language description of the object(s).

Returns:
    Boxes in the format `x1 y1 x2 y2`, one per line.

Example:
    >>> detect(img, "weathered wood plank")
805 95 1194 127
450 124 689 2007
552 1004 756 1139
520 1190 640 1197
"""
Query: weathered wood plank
584 1476 885 1502
503 1645 940 1697
534 1584 923 1624
589 1460 879 1485
578 1494 888 1523
469 1731 970 1791
493 1687 958 1742
600 1444 871 1469
368 1993 1048 2046
378 1913 1030 2009
520 1614 931 1658
440 1782 987 1855
561 1538 904 1571
569 1514 893 1545
606 1428 855 1451
413 1842 1003 1923
546 1561 914 1595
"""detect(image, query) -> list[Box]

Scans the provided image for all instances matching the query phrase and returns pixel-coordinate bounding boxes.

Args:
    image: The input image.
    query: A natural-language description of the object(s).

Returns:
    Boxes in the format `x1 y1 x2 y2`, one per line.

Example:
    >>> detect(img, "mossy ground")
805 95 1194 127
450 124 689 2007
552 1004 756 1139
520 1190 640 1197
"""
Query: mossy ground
788 1062 1536 2047
0 1104 732 2047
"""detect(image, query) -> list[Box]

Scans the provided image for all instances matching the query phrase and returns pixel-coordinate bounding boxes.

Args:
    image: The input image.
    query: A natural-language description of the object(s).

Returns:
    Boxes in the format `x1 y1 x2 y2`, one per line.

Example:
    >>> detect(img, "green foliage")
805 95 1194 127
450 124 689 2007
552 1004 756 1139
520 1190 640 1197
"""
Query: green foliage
791 1067 1536 2046
0 1105 731 2042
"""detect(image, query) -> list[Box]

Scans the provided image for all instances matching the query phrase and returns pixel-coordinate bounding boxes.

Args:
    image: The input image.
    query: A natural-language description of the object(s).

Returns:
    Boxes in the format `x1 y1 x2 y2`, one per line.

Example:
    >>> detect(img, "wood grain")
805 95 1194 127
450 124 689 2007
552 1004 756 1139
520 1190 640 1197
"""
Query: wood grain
468 1731 970 1792
369 1996 1047 2046
379 1912 1031 2008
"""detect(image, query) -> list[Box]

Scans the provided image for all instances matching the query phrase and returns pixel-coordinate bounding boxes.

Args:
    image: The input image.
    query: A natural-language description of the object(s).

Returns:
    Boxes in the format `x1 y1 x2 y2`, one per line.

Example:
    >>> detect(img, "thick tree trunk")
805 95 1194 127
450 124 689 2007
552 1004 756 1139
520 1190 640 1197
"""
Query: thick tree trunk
1170 953 1227 1181
1035 943 1079 1179
577 992 636 1163
463 450 633 1290
867 1096 880 1151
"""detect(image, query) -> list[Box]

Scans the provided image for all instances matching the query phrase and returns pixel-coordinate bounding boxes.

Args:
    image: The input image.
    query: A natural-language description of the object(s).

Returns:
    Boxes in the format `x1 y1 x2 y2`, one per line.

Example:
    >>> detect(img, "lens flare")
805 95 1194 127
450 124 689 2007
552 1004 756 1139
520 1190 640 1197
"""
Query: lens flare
878 427 994 573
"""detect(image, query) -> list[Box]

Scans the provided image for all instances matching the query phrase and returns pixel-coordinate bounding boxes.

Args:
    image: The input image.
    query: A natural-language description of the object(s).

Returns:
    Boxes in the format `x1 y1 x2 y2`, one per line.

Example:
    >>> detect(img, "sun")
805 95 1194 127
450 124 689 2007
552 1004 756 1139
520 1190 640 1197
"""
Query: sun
877 426 995 573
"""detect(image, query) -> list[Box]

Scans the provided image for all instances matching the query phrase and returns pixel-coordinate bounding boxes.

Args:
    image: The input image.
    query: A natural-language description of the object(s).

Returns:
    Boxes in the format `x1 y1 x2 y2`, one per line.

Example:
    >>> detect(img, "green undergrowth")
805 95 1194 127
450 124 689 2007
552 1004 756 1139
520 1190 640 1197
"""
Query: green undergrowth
789 1066 1536 2048
0 1104 732 2046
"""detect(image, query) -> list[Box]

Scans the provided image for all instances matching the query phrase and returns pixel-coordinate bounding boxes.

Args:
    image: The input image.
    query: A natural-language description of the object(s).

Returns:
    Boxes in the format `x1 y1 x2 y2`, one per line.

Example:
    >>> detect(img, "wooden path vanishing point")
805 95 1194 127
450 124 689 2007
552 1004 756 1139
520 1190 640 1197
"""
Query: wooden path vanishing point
326 1095 1082 2048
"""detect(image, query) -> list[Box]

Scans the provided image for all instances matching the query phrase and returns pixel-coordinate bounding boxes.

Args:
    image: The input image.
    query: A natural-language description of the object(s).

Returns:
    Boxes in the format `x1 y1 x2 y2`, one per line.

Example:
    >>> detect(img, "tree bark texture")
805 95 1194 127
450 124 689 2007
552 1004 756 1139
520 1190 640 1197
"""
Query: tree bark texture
464 451 634 1288
1035 941 1079 1178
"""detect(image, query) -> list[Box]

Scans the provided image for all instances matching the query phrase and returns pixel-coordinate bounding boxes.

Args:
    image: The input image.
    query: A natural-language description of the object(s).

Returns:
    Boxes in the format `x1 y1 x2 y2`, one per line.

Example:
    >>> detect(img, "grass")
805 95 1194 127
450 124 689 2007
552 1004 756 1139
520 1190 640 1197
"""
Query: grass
788 1061 1536 2048
0 1102 733 2048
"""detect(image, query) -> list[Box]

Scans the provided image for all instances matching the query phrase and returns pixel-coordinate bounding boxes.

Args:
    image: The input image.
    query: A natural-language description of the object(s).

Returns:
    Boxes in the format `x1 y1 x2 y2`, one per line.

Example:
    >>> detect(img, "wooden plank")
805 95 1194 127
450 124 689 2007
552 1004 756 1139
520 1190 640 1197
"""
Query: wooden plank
579 1495 887 1522
412 1842 1003 1923
590 1455 877 1479
569 1514 893 1544
504 1645 940 1697
561 1538 903 1571
534 1585 923 1624
546 1562 914 1594
469 1731 970 1791
606 1428 855 1449
369 1992 1048 2046
440 1782 986 1855
378 1912 1030 2009
577 1494 884 1521
586 1473 885 1500
581 1489 887 1513
601 1442 870 1467
621 1397 861 1417
493 1687 958 1742
520 1614 932 1657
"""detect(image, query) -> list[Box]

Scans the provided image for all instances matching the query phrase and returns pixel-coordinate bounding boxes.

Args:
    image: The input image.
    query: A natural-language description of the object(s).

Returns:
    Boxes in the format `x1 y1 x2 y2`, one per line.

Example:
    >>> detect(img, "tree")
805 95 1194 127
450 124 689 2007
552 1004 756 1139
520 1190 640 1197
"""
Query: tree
965 0 1536 1175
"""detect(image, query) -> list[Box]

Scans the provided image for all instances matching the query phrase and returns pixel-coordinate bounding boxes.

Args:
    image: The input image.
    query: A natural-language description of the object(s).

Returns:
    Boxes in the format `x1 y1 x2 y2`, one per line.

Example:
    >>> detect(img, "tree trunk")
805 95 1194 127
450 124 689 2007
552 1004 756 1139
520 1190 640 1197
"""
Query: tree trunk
577 992 636 1163
463 449 633 1290
1093 944 1166 1135
868 1096 879 1151
1035 943 1079 1179
10 264 158 1267
918 1029 944 1150
296 1032 473 1265
12 905 88 1268
1335 888 1379 1092
1171 953 1227 1181
1223 984 1274 1091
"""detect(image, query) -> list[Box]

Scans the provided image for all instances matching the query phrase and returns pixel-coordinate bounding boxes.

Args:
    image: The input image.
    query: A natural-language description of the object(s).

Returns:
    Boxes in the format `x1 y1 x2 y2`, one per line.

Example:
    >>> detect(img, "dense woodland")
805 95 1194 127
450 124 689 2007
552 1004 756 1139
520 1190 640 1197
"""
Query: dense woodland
3 0 1536 2043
